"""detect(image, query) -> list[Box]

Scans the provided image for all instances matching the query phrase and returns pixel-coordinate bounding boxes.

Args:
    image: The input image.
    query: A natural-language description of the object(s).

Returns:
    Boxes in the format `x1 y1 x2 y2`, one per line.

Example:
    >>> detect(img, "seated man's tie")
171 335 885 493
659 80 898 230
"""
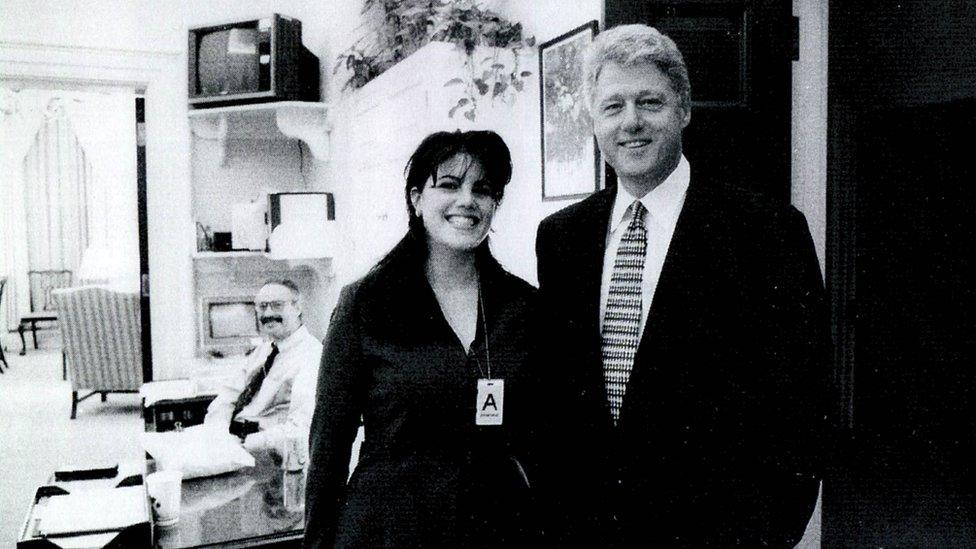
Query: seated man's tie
231 343 279 420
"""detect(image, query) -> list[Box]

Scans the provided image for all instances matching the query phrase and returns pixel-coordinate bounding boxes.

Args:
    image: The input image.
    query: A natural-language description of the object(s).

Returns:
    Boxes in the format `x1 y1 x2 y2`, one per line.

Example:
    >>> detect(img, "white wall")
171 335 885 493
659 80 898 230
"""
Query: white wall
0 0 182 52
503 0 604 49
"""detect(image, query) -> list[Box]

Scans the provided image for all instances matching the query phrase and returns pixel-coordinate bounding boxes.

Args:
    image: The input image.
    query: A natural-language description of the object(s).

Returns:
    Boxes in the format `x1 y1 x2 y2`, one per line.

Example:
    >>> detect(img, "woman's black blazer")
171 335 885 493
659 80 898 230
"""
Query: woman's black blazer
304 246 542 548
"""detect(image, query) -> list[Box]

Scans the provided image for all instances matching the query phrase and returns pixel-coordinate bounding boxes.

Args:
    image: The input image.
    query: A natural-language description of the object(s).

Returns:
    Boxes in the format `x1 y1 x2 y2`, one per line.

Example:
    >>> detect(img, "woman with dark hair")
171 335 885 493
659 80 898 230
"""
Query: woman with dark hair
304 130 542 548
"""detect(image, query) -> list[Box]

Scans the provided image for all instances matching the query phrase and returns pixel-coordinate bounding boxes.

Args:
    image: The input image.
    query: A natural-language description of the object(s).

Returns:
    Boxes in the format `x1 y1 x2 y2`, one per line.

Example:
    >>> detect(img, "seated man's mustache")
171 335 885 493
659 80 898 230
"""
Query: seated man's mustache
261 316 284 324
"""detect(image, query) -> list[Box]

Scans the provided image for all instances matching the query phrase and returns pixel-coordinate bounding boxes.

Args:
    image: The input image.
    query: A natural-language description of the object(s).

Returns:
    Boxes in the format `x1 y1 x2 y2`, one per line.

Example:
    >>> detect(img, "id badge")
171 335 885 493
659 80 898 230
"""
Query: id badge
475 379 504 426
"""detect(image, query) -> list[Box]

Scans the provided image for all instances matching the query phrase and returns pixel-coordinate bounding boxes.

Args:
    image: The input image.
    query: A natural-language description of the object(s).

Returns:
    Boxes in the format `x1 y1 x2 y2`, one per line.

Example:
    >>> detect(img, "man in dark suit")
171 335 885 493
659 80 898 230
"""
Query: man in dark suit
535 24 829 547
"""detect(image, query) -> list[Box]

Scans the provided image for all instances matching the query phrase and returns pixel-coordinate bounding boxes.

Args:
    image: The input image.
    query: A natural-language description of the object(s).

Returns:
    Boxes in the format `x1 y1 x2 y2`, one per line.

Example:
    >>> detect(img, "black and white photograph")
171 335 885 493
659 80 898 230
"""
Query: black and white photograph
2 1 975 548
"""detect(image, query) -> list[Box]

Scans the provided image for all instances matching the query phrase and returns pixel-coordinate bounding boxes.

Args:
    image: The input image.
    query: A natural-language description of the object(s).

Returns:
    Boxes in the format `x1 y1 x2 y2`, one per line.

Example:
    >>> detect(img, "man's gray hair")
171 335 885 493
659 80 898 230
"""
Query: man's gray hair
583 24 691 112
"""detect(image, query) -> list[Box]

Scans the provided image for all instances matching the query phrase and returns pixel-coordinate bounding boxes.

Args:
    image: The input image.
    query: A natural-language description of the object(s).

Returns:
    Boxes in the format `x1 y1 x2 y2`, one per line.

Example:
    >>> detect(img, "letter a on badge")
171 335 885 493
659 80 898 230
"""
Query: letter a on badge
476 379 504 426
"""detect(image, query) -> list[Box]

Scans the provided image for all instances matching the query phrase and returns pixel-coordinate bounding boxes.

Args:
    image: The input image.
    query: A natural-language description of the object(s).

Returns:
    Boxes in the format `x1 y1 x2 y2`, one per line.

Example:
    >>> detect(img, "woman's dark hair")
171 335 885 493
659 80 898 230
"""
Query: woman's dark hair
371 130 512 276
403 130 512 238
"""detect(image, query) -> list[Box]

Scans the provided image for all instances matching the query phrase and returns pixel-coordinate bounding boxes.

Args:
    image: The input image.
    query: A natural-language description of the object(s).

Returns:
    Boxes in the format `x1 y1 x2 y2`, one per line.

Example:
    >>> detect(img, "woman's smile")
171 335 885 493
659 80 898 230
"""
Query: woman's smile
410 153 498 253
446 212 481 230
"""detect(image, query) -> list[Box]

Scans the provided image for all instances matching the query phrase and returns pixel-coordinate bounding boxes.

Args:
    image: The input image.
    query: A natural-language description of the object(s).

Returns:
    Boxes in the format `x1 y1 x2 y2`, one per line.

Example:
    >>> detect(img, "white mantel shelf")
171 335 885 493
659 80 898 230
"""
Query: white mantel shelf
188 101 330 162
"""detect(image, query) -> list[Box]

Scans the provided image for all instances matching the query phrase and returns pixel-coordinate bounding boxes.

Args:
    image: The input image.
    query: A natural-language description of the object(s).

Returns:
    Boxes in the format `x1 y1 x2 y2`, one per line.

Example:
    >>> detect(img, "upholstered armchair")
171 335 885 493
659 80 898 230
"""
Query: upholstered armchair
52 286 143 419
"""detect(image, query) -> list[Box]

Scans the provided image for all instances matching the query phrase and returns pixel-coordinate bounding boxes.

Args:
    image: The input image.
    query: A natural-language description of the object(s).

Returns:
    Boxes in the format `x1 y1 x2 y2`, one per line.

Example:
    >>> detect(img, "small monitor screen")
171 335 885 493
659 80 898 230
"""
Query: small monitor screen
208 301 259 339
196 26 260 95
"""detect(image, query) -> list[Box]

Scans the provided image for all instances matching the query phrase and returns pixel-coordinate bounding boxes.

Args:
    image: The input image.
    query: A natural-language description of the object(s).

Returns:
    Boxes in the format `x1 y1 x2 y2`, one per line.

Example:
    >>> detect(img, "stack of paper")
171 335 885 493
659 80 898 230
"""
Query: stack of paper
37 485 147 537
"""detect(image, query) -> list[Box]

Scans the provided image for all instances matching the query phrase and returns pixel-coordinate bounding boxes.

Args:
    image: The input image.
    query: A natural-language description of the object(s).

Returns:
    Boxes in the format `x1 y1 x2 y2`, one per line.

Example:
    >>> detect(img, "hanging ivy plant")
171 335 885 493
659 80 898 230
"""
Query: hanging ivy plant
335 0 535 120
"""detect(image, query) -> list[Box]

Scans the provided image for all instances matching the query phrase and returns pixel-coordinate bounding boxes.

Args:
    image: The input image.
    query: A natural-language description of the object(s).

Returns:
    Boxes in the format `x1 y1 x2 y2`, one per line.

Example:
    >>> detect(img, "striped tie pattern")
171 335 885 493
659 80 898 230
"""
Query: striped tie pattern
232 343 279 420
602 201 647 423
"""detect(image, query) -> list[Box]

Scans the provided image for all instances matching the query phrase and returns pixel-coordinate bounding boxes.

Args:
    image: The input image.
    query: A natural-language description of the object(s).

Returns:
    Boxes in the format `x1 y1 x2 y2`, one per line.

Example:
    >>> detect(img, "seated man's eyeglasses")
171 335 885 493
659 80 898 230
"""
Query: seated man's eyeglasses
255 300 296 312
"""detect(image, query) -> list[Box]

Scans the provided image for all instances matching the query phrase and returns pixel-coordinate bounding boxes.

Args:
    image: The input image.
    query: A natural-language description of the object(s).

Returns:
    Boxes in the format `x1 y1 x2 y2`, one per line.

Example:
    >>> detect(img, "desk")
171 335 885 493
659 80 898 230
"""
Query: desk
154 450 304 548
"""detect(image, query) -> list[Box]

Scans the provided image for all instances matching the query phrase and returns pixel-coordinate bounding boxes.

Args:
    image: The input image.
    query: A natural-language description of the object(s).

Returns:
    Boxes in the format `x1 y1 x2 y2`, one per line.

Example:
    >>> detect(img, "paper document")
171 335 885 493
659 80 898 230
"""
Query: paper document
37 485 146 536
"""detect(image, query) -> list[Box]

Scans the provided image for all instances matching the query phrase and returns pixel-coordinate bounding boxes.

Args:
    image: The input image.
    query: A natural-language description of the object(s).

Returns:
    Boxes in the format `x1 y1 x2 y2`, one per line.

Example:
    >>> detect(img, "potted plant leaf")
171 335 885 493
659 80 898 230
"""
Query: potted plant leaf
334 0 535 120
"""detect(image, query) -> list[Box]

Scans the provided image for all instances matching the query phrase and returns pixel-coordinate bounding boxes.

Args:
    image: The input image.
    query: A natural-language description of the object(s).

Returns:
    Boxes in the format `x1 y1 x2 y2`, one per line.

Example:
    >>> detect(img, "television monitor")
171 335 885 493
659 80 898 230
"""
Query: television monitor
199 295 260 357
188 14 320 108
268 192 335 231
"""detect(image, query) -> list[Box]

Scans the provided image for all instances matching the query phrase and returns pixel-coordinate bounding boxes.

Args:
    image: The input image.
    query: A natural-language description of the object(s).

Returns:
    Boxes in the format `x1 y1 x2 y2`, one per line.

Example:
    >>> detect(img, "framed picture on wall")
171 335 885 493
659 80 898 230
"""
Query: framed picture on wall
539 20 600 201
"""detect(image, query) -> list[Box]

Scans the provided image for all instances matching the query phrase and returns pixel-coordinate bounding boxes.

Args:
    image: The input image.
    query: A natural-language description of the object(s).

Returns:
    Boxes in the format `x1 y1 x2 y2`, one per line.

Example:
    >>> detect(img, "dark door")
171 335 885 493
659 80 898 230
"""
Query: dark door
605 0 794 201
136 96 153 382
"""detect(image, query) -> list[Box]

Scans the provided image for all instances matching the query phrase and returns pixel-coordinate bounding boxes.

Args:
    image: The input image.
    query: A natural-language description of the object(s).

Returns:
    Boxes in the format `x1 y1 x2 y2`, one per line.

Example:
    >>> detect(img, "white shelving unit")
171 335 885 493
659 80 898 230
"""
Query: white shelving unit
190 250 263 259
189 101 335 357
188 101 331 164
190 250 333 273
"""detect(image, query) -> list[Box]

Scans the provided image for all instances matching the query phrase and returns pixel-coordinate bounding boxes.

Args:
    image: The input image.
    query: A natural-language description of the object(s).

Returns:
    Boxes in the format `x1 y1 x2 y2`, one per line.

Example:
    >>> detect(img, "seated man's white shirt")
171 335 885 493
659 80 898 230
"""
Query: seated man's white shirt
205 324 323 451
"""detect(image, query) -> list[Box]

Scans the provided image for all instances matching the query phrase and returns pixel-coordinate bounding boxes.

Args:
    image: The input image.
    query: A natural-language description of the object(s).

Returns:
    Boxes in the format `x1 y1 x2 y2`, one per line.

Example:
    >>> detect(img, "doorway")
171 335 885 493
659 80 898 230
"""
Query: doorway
0 83 149 376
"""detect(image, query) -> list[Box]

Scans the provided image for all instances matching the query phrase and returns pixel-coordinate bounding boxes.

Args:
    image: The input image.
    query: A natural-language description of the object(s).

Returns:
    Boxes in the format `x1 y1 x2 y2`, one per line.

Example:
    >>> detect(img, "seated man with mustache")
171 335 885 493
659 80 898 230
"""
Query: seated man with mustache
204 279 323 453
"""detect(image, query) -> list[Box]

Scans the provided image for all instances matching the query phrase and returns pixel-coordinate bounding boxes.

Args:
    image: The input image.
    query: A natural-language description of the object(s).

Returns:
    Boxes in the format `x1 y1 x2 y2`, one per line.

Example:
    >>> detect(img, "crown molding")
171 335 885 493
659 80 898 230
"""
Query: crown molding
0 40 181 89
0 40 180 60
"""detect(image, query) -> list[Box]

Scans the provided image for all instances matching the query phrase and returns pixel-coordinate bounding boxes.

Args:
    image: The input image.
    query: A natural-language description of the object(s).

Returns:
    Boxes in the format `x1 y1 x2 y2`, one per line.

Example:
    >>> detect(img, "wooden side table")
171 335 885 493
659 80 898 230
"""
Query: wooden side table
18 311 58 355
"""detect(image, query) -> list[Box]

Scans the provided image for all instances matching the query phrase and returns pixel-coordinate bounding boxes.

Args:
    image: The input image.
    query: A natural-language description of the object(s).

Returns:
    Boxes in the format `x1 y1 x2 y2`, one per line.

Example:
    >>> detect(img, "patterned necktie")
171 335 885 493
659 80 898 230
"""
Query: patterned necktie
602 201 647 424
232 343 279 420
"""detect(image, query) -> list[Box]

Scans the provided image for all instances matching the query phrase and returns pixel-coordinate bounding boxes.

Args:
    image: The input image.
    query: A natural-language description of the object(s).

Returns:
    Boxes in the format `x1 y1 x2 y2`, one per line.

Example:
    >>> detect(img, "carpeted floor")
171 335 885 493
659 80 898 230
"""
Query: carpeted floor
0 330 144 545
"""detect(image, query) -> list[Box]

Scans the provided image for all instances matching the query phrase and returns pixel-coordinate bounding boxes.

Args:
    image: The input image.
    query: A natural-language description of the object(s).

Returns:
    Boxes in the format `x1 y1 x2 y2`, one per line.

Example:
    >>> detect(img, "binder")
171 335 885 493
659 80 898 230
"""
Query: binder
145 394 217 432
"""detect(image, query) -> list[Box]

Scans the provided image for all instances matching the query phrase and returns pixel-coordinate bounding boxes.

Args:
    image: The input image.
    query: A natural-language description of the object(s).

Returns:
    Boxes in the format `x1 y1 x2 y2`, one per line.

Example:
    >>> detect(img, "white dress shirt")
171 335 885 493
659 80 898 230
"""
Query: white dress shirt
599 155 690 337
205 324 323 451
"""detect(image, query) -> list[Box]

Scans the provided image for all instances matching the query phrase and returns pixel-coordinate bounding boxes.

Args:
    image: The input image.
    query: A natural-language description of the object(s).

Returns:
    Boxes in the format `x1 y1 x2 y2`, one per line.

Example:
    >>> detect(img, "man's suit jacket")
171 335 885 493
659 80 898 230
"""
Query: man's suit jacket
535 172 830 547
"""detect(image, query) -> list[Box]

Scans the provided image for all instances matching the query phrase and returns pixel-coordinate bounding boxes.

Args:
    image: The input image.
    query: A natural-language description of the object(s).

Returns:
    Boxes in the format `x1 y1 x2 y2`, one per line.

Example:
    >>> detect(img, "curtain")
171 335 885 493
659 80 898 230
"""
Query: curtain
1 86 38 332
23 99 92 273
2 87 137 332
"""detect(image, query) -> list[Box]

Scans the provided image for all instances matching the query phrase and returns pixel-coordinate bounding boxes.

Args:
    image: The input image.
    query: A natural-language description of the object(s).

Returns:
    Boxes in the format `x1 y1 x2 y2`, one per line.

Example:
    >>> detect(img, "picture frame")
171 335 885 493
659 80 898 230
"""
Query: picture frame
539 20 600 201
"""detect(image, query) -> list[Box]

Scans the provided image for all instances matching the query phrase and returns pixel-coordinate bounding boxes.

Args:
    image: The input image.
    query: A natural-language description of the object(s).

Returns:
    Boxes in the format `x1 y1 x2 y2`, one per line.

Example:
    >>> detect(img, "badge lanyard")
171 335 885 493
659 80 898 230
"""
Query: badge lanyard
475 282 504 426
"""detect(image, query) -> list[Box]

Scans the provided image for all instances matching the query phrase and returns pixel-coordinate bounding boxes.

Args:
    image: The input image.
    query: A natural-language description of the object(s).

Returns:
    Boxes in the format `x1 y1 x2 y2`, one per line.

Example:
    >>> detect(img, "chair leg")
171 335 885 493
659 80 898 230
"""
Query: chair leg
71 391 78 419
101 392 107 402
31 321 38 350
18 324 26 356
62 351 67 381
